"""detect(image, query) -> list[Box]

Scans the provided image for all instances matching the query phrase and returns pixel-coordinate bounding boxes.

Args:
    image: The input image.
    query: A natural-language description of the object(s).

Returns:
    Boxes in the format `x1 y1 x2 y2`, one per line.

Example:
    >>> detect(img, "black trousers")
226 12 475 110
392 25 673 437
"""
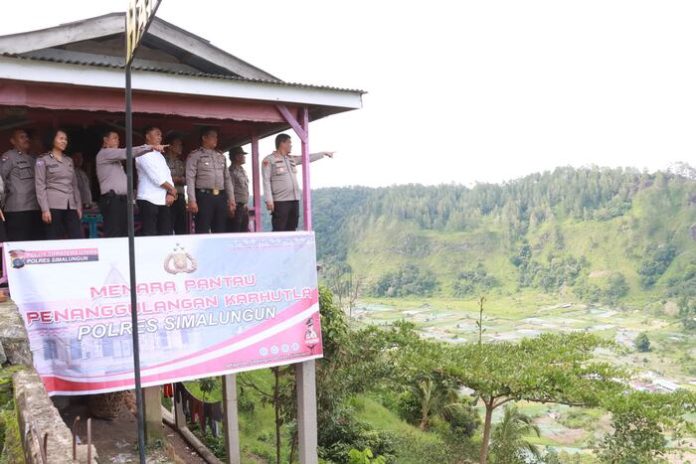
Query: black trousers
5 210 44 241
99 193 128 238
194 190 227 234
170 196 188 235
227 203 249 233
137 200 171 236
272 200 299 232
45 208 83 240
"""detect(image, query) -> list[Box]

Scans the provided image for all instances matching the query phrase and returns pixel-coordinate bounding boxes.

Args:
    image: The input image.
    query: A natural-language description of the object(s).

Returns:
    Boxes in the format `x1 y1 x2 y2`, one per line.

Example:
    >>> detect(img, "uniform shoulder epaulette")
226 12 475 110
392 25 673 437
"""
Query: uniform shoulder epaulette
1 150 12 162
262 154 275 167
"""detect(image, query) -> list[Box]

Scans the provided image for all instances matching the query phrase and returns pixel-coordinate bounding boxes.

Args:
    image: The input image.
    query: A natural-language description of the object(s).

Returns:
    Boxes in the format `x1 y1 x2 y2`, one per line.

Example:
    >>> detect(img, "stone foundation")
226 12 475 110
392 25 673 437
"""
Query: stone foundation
1 299 97 462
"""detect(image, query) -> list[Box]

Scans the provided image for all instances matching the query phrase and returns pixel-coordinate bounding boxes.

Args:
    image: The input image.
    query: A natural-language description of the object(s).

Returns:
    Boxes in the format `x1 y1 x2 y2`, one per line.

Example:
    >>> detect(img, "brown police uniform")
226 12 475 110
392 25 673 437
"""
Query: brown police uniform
227 164 250 232
0 175 6 241
0 148 43 240
262 151 326 231
166 155 187 235
96 144 150 237
35 152 82 239
75 167 93 207
185 147 234 233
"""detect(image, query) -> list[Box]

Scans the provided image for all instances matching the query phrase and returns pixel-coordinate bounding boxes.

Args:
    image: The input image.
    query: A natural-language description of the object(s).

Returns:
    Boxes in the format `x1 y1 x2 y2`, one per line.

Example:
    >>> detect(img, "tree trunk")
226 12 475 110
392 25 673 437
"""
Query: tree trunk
289 426 298 463
479 402 494 464
419 400 430 430
419 415 428 431
273 367 281 464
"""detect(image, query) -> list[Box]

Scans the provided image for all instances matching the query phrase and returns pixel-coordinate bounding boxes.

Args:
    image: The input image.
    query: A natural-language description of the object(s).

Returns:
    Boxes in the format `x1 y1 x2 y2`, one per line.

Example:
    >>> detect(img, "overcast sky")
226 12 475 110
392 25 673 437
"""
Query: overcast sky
4 1 696 188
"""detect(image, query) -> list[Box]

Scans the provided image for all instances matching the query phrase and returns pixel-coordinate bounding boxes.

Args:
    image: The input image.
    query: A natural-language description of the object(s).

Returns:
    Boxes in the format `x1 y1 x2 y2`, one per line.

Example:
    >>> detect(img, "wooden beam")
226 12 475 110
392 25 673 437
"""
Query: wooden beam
0 80 291 122
300 107 312 231
276 105 308 143
251 136 262 232
297 105 318 463
0 14 123 54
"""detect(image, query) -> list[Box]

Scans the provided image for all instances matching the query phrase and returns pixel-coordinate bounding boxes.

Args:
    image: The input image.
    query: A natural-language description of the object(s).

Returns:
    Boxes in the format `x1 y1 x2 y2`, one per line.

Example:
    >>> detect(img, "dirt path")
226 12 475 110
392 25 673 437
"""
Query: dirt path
59 400 208 463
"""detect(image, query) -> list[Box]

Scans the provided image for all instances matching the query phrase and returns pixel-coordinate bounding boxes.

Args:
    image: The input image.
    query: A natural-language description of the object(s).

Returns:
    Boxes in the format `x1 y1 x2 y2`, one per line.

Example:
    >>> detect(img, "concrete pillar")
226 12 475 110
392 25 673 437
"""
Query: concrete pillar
222 374 241 464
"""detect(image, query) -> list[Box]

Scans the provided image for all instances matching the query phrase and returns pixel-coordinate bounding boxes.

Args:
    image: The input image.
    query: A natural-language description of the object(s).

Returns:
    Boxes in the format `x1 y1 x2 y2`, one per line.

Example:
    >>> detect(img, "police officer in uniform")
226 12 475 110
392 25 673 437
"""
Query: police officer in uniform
71 152 94 209
227 146 249 232
0 173 6 242
262 133 333 231
186 128 235 234
35 129 82 239
96 130 163 237
0 129 43 241
165 134 187 235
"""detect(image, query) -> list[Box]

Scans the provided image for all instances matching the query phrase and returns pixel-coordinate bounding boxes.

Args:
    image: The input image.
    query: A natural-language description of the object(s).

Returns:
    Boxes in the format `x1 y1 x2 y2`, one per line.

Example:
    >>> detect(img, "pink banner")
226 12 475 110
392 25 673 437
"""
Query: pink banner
5 232 322 395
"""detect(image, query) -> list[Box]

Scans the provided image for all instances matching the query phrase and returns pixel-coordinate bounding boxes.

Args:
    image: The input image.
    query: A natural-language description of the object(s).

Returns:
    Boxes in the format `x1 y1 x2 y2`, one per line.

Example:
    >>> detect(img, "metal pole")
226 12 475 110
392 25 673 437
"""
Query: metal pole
126 64 147 464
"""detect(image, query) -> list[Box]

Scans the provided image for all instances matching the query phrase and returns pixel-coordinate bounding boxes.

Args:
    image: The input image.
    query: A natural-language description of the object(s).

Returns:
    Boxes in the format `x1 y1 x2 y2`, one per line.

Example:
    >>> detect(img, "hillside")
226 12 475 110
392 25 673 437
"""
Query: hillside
313 165 696 308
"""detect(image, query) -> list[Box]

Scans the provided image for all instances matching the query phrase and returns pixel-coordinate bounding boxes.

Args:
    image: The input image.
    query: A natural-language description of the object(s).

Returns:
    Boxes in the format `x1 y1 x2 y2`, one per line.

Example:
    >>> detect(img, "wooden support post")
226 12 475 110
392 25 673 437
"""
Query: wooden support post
299 107 312 231
251 135 261 232
296 360 318 464
275 105 307 143
222 374 242 464
276 103 320 462
297 105 319 462
143 386 164 443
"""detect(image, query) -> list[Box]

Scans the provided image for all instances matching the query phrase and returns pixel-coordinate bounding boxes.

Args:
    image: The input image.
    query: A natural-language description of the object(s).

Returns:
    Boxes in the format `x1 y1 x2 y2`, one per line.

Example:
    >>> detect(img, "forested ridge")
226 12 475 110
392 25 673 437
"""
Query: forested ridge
184 166 696 464
313 164 696 312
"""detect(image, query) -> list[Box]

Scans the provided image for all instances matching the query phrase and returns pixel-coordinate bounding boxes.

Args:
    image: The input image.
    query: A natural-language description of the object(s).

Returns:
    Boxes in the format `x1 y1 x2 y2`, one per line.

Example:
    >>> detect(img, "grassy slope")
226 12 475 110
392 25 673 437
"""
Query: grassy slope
186 372 455 463
186 370 292 463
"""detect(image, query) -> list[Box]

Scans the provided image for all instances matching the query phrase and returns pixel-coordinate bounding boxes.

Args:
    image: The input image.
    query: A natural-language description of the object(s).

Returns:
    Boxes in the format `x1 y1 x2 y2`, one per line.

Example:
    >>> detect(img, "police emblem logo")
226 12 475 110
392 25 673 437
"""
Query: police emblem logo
9 250 26 269
164 244 197 274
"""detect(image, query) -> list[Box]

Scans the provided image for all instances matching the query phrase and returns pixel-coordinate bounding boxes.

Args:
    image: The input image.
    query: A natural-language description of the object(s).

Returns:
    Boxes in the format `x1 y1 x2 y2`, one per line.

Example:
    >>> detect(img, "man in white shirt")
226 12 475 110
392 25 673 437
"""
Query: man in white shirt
136 126 176 236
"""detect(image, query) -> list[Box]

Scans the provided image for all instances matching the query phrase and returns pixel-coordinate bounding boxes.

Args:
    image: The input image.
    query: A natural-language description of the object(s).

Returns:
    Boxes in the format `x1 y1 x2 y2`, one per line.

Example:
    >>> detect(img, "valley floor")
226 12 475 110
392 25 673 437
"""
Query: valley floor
353 294 696 460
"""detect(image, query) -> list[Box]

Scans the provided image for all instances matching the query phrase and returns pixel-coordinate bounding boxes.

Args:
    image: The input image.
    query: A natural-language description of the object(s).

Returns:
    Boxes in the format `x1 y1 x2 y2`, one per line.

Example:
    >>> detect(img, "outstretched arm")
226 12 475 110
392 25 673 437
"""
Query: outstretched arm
292 151 334 165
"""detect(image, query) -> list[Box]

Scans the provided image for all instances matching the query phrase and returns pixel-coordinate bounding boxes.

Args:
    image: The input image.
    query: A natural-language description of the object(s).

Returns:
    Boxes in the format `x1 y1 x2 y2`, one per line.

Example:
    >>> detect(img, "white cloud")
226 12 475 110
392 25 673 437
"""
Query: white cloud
4 1 696 187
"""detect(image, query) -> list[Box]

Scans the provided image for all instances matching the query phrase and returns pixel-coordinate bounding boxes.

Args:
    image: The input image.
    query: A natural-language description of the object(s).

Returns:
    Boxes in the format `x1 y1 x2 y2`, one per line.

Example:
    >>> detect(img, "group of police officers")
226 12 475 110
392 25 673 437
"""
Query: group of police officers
0 126 332 241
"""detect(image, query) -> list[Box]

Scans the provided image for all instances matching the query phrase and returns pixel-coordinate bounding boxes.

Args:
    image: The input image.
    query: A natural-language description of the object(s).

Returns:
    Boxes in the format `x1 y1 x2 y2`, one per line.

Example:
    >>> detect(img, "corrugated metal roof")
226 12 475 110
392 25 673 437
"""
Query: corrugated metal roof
1 52 366 95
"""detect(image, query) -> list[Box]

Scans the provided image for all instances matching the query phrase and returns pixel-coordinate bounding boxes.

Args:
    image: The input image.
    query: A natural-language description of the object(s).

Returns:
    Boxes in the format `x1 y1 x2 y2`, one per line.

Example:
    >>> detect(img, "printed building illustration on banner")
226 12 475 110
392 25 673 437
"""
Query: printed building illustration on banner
40 262 201 375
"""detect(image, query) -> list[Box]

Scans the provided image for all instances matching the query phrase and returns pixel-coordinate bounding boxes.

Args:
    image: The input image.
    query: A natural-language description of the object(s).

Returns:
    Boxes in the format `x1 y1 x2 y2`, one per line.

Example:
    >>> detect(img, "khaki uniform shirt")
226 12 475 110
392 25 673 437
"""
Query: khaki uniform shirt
76 168 93 206
96 145 150 195
166 156 186 195
230 165 249 205
262 151 325 202
35 153 81 212
185 148 234 204
0 148 40 212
